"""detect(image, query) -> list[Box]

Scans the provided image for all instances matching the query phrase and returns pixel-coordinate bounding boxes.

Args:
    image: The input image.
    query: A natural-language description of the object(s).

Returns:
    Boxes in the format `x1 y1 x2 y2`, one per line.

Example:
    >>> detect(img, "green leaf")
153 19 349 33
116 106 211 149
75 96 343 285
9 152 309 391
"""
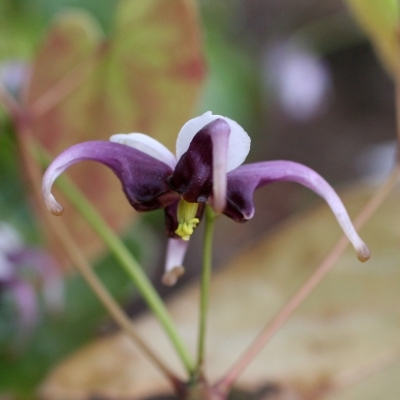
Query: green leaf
0 0 43 61
345 0 400 77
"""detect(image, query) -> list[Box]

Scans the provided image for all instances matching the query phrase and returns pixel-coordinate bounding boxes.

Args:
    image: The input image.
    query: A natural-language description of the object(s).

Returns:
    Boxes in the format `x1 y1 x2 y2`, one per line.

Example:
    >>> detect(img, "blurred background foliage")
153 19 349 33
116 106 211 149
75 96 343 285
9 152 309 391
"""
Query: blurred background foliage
0 0 397 398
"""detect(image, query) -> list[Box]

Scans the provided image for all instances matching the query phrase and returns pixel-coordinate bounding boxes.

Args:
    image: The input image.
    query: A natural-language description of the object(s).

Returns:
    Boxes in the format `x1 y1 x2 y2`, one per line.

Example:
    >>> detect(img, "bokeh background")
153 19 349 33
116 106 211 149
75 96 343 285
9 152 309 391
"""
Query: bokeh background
0 0 397 398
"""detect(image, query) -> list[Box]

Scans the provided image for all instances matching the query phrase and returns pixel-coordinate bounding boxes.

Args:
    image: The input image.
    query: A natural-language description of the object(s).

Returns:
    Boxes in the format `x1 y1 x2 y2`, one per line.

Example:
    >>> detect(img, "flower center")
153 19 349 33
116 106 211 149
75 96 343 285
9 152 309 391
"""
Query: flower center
175 199 200 241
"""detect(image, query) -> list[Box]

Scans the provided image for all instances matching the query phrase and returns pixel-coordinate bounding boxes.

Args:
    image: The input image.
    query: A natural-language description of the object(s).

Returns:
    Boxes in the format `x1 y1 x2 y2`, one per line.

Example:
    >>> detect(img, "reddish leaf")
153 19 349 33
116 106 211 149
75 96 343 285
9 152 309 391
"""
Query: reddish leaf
24 2 206 261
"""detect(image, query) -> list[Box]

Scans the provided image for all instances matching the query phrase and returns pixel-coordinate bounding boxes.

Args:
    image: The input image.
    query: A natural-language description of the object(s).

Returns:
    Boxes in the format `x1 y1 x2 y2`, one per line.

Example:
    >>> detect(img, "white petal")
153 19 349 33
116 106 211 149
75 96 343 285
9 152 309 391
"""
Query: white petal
110 133 177 169
176 111 251 172
161 238 188 286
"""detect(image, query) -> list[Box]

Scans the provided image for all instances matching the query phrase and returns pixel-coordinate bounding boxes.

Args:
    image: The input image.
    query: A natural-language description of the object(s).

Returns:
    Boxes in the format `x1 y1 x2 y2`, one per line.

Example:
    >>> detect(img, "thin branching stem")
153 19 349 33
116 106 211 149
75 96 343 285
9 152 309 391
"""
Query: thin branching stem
2 56 196 375
314 22 400 400
42 206 178 382
2 60 196 377
16 114 180 382
0 84 183 382
34 141 195 375
316 74 400 396
216 164 400 392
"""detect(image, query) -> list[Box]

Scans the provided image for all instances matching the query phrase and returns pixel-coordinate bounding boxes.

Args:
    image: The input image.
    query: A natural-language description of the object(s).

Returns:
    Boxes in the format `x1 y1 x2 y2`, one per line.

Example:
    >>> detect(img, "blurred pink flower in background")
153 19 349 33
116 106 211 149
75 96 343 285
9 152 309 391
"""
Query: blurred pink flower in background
0 222 63 345
264 39 333 121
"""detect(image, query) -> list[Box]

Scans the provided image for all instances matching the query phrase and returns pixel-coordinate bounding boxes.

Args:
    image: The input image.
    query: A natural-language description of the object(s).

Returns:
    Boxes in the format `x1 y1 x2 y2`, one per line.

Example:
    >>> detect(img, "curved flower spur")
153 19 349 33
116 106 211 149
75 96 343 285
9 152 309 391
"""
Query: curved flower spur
42 112 370 285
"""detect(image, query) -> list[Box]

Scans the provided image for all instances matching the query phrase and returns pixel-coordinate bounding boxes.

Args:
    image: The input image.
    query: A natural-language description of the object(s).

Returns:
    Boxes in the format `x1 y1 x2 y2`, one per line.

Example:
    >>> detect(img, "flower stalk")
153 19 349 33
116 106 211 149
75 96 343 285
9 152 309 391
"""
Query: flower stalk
196 206 216 374
0 82 185 382
35 143 195 376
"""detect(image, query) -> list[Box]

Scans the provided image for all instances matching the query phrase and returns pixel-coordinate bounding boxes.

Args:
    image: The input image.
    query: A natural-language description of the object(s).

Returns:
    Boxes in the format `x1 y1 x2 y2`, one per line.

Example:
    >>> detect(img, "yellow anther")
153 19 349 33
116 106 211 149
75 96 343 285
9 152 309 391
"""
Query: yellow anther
175 199 200 241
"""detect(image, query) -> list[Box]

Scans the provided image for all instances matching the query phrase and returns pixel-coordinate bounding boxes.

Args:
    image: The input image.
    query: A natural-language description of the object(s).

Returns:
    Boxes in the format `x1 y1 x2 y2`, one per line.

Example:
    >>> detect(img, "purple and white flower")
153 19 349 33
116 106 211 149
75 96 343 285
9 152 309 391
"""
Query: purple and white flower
0 222 63 342
42 112 370 285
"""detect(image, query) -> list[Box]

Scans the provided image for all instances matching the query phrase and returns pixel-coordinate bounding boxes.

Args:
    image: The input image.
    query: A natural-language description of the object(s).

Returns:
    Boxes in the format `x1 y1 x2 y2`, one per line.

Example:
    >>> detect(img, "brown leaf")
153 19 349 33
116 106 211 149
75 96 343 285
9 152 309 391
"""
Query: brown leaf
39 184 400 399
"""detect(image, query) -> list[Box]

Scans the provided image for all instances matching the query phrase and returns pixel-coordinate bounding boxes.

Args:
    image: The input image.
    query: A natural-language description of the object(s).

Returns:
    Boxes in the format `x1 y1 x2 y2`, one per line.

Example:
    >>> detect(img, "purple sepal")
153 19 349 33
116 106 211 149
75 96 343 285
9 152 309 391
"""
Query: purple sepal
43 141 179 213
225 160 335 221
225 160 370 261
164 201 180 238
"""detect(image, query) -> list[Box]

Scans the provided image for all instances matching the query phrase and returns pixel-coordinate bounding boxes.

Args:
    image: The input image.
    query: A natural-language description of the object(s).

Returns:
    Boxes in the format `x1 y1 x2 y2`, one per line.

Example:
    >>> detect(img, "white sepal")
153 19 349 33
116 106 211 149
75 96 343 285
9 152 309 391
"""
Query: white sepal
176 111 251 172
162 238 188 286
110 133 177 169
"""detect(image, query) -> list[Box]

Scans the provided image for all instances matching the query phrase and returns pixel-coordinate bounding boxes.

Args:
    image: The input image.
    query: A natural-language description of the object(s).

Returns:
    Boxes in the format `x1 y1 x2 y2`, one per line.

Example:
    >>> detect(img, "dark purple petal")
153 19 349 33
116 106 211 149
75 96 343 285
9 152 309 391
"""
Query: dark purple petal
168 119 230 204
225 161 317 221
164 201 180 238
43 141 179 214
225 161 370 261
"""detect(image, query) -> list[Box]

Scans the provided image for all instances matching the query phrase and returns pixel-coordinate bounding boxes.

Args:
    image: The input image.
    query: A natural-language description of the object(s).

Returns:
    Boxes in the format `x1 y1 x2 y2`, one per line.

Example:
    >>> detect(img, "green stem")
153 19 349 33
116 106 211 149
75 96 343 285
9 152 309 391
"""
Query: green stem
35 144 195 375
196 206 216 373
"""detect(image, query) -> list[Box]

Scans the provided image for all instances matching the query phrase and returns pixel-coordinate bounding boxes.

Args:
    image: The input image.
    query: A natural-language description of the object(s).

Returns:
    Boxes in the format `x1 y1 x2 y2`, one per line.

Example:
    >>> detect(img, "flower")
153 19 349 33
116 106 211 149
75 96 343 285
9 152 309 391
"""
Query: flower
42 112 370 285
265 40 332 121
0 222 63 344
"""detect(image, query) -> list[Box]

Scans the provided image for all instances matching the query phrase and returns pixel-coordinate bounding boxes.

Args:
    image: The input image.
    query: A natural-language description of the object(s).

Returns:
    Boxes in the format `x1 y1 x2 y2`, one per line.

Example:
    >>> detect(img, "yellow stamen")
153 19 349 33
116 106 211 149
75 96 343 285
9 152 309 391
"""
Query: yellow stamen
175 199 200 241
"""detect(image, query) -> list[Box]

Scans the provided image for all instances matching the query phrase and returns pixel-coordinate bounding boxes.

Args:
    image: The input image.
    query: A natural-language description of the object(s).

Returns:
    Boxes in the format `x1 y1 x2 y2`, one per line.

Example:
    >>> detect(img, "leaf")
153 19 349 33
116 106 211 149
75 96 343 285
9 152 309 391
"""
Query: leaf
344 0 400 77
198 28 261 131
24 1 205 262
38 183 400 399
0 0 43 61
